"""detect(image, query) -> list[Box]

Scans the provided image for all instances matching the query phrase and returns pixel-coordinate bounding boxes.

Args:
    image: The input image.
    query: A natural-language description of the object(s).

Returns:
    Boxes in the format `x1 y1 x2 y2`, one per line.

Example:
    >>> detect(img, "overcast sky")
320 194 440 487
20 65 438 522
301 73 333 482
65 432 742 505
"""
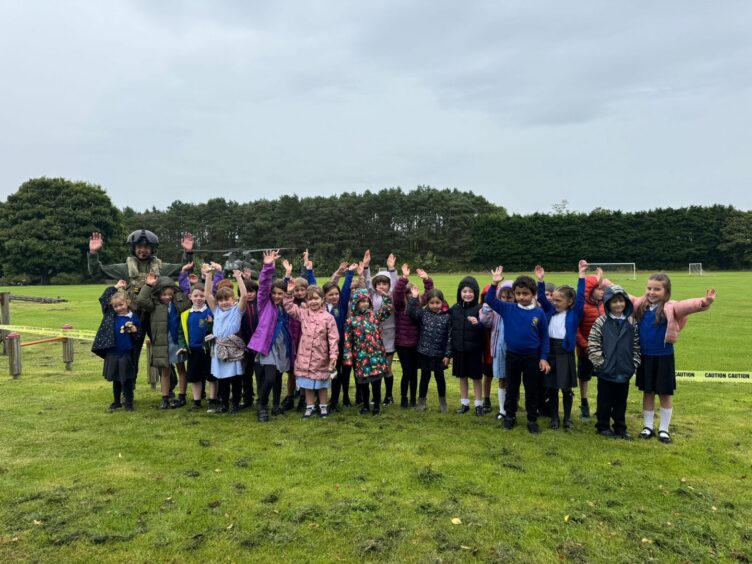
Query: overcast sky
1 1 750 214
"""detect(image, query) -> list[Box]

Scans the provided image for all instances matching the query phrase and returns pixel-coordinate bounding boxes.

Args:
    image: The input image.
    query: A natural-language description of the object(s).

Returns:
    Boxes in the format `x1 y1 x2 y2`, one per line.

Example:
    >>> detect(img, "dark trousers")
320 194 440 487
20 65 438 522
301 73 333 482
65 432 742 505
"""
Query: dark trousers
329 354 352 407
256 363 282 410
549 387 574 420
219 376 242 407
397 346 419 402
505 352 541 423
242 351 255 405
419 368 446 399
360 379 382 409
113 380 134 406
596 378 629 434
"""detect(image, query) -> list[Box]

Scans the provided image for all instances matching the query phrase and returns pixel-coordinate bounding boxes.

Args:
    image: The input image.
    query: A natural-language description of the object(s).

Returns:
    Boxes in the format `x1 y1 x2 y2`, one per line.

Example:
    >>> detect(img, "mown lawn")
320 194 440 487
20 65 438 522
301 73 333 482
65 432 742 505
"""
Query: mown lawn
0 272 750 562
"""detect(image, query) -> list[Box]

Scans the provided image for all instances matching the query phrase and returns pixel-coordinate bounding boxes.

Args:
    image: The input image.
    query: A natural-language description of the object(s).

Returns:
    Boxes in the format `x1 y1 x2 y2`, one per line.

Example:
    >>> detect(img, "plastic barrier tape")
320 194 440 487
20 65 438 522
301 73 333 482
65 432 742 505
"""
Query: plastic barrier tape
675 371 751 383
0 325 96 341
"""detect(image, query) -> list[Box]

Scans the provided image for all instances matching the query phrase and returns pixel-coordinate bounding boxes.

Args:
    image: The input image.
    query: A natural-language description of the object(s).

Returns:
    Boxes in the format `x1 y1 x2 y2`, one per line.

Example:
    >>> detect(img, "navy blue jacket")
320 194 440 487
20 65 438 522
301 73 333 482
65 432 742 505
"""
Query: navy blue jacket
536 277 586 353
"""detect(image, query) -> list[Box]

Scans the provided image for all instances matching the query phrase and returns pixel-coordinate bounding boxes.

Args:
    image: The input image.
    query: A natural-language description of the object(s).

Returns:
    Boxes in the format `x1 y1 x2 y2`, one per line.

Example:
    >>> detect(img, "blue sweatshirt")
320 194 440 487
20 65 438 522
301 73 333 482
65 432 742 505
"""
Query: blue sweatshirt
327 270 354 341
485 285 550 360
536 277 586 353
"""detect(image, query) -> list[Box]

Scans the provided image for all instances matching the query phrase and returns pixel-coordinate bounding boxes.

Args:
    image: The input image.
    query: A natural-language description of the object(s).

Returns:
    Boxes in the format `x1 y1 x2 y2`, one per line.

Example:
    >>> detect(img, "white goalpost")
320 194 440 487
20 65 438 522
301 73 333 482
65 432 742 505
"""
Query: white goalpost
689 263 703 276
585 262 636 280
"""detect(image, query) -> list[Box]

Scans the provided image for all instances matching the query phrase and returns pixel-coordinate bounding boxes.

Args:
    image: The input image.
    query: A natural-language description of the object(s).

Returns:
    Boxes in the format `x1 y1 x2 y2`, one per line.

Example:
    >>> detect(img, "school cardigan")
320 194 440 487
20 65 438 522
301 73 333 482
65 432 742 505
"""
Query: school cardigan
630 295 713 345
484 285 550 361
536 277 586 353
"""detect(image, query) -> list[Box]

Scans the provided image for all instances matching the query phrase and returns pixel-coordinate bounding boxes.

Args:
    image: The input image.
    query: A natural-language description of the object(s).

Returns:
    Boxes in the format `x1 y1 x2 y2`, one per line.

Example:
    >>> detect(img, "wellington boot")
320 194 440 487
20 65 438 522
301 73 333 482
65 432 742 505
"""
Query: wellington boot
438 397 448 413
415 397 427 412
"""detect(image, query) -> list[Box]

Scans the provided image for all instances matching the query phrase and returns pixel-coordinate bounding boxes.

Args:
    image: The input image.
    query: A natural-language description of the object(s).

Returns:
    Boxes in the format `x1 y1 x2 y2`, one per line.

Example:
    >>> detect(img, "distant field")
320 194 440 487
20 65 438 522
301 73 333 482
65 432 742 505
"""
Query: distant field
0 272 750 561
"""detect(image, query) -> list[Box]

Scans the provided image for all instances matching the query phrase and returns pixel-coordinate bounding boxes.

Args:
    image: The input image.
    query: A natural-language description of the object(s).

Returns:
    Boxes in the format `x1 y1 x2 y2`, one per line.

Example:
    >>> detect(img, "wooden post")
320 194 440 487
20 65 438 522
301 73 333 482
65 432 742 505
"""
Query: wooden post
7 332 21 378
62 324 74 371
146 340 158 390
0 292 10 355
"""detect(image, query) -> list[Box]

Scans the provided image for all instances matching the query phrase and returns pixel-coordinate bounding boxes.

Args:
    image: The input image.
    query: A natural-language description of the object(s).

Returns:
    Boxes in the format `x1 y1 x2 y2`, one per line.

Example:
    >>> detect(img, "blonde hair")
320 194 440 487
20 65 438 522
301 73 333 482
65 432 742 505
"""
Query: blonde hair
306 285 324 300
294 277 309 289
215 286 235 301
110 290 132 308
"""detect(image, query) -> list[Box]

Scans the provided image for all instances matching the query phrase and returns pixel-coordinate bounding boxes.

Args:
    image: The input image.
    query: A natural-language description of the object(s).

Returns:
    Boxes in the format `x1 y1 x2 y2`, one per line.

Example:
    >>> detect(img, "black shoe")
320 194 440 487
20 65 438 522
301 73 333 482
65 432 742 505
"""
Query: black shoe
343 397 352 407
320 406 329 419
108 402 122 411
159 398 170 410
550 417 560 430
219 404 229 414
456 404 470 414
170 397 186 409
383 396 394 406
257 409 269 422
503 417 516 430
271 406 283 416
410 399 417 408
229 404 239 415
400 397 409 408
496 412 505 421
580 402 591 420
303 406 315 419
598 429 617 438
296 397 306 412
372 407 381 416
616 431 632 440
483 398 492 414
124 403 134 412
474 405 484 417
658 430 672 444
359 407 370 415
527 421 541 434
189 402 202 411
281 395 294 411
563 418 573 429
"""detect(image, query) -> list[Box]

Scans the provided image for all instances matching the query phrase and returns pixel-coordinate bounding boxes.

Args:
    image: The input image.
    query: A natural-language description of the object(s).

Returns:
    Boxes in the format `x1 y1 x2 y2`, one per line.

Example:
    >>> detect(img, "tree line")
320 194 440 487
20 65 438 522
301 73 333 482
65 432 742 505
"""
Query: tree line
0 178 749 284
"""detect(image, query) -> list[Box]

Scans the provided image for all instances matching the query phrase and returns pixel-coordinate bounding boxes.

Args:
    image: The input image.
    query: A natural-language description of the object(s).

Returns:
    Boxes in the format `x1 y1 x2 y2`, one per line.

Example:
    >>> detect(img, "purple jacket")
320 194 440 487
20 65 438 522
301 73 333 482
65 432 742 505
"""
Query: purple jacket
394 275 434 348
248 263 296 363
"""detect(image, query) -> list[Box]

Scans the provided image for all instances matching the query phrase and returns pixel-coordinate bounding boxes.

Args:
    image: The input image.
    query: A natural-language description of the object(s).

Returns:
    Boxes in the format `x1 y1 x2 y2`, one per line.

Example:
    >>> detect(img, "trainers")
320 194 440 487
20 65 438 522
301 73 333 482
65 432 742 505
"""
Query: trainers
271 406 283 416
257 409 269 422
563 418 573 429
372 407 381 416
108 402 122 411
303 406 315 419
320 405 329 419
159 398 170 410
598 429 617 438
170 397 186 409
527 421 541 434
483 398 492 414
400 397 409 409
456 404 470 414
229 404 239 415
189 402 202 411
503 417 516 430
474 405 484 416
206 404 218 414
383 396 394 406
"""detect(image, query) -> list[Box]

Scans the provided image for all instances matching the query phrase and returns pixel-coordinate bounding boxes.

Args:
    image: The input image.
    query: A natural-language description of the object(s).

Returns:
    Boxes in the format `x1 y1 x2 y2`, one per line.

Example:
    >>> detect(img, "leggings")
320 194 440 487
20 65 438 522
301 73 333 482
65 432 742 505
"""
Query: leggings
419 368 446 399
397 346 419 402
219 375 242 407
329 356 352 407
256 363 283 409
359 380 382 408
242 351 255 404
113 380 134 405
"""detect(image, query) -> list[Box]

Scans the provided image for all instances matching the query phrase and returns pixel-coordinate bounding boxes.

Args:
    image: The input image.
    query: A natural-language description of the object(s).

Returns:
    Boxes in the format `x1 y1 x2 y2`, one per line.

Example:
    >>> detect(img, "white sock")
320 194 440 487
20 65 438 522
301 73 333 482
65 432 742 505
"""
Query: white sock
319 403 327 409
498 388 506 415
659 407 673 433
461 398 470 406
643 410 655 429
474 399 483 407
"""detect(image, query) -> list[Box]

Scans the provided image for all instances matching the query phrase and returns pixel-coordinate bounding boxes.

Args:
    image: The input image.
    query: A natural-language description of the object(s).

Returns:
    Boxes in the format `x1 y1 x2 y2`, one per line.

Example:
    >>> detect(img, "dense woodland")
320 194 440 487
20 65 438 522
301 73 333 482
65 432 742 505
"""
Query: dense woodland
0 178 750 284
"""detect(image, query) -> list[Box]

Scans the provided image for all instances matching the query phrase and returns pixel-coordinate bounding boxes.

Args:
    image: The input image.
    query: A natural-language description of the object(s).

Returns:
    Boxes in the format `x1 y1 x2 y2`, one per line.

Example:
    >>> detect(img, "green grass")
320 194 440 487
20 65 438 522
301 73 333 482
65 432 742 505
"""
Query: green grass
0 274 751 562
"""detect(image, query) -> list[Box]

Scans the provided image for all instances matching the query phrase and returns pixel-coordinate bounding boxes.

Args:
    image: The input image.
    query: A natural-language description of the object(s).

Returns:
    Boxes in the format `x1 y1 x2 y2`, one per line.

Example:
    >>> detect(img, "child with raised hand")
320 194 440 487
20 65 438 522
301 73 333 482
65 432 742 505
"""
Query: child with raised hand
343 287 393 416
136 272 190 410
576 267 609 420
284 280 339 418
485 267 550 434
203 265 248 414
632 275 715 444
249 250 293 422
407 286 452 412
362 250 399 406
394 264 434 408
450 276 486 416
479 281 513 420
325 262 357 411
588 285 641 439
239 277 259 410
92 280 142 412
534 260 587 429
176 283 214 411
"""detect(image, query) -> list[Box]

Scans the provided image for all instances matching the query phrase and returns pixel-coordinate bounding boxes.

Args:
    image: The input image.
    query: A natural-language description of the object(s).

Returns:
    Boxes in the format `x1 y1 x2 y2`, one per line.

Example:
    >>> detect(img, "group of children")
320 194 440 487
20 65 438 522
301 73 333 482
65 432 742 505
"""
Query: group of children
94 248 715 443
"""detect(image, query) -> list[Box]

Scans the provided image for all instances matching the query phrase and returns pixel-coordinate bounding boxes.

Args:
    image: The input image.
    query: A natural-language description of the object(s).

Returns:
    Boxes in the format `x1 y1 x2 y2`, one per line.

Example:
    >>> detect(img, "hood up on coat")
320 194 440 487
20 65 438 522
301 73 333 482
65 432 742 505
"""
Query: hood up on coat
351 288 373 313
456 276 480 307
603 285 633 318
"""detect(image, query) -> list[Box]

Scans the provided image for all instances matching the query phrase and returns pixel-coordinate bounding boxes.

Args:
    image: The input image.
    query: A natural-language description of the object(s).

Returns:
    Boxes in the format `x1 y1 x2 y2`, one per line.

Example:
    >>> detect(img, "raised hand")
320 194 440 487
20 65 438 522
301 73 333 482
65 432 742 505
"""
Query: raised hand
209 261 223 273
115 279 128 289
595 267 604 283
578 259 589 277
491 266 504 285
410 285 420 299
534 265 545 282
356 261 364 276
303 248 309 264
263 249 280 265
181 232 194 252
348 262 358 272
362 249 371 268
305 256 313 271
386 253 396 270
201 263 212 279
416 268 428 280
401 263 410 278
282 259 293 277
145 272 158 286
705 288 717 304
89 232 103 253
336 261 348 276
181 261 194 273
287 279 297 294
232 269 243 281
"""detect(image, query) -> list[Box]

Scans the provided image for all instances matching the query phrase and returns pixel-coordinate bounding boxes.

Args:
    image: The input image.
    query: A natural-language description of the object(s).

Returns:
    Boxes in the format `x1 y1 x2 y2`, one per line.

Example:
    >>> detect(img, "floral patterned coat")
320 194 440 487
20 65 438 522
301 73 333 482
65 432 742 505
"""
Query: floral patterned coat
343 288 393 381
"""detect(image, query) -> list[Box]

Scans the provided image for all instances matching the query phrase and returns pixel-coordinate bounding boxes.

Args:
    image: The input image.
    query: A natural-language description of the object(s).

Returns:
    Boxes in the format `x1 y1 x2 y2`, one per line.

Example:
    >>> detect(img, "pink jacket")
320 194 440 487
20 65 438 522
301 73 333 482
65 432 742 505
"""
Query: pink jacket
631 295 713 345
284 295 339 380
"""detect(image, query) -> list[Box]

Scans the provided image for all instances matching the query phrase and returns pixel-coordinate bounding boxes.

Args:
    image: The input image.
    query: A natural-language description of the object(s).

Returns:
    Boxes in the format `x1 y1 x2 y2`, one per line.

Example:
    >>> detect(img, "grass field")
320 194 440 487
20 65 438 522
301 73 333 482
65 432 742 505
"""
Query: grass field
0 272 750 562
